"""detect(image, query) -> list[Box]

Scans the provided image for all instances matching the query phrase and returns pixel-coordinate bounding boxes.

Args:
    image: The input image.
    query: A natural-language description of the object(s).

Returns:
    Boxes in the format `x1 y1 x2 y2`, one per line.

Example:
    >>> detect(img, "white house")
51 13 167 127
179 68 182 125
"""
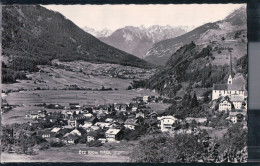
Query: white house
143 96 149 103
124 118 138 130
105 129 122 142
51 127 61 133
95 122 110 129
219 99 232 112
157 116 177 132
230 95 245 110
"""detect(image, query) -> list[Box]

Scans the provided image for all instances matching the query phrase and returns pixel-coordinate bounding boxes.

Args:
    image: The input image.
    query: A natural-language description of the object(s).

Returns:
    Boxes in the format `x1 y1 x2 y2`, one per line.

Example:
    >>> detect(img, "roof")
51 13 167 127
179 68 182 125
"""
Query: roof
124 118 138 125
85 116 97 123
157 116 177 121
230 95 244 102
65 134 79 140
105 118 114 122
82 123 92 128
51 127 61 133
105 129 121 135
213 83 244 90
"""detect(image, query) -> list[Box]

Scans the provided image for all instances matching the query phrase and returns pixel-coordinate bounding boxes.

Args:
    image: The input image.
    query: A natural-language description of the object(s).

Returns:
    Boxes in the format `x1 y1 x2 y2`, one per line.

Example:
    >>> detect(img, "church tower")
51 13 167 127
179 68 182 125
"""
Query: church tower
228 54 233 84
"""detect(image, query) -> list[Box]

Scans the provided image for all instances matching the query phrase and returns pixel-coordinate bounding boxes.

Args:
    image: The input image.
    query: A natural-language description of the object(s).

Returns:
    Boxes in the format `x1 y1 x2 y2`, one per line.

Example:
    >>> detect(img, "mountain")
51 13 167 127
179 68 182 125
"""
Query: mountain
144 5 247 66
82 26 113 38
98 25 189 58
146 40 247 98
2 5 152 72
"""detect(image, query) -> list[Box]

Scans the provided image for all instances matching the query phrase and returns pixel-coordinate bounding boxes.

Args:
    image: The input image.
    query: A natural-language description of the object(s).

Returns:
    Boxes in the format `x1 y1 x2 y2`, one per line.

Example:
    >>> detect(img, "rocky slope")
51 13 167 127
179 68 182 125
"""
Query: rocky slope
144 6 247 66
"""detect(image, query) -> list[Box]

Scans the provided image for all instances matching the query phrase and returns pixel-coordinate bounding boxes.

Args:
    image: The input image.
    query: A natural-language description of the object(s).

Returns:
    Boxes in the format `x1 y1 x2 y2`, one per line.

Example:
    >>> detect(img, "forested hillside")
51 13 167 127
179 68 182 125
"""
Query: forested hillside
2 5 152 83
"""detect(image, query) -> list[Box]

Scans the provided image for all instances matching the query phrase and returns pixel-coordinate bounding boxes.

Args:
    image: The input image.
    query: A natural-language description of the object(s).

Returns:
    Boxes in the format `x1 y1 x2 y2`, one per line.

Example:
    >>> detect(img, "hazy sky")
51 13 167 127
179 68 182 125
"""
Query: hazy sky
43 4 245 31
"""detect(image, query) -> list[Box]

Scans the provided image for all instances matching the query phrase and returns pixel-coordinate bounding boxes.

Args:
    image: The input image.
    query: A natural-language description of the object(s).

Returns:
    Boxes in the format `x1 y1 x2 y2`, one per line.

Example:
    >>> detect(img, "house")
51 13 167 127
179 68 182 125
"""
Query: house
114 103 121 111
230 95 245 110
157 116 178 132
82 123 92 129
69 103 81 109
129 103 138 112
69 129 82 137
186 117 207 124
38 110 47 119
105 118 114 123
86 126 100 132
29 111 39 119
98 138 107 143
51 127 61 133
228 111 245 123
84 116 99 125
83 113 93 117
28 122 40 128
143 96 149 103
124 118 138 130
219 99 232 112
229 112 238 123
87 135 95 142
105 129 122 142
120 104 128 112
98 105 109 114
63 134 79 144
37 131 57 140
147 111 158 119
95 122 110 129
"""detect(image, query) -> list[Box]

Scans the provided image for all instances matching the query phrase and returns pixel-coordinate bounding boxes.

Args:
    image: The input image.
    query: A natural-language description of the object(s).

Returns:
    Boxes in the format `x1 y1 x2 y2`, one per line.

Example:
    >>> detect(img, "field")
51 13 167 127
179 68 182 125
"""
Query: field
1 61 169 162
1 141 137 162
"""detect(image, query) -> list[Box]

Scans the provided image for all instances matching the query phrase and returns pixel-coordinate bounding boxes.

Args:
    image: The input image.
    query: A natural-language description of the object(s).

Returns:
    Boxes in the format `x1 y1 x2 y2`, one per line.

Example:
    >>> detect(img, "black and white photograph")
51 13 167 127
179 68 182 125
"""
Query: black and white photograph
1 3 248 163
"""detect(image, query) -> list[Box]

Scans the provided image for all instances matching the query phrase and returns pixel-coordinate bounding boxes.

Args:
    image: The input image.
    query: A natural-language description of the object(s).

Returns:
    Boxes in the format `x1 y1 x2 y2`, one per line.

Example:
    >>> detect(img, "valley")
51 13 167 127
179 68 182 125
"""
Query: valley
1 4 248 163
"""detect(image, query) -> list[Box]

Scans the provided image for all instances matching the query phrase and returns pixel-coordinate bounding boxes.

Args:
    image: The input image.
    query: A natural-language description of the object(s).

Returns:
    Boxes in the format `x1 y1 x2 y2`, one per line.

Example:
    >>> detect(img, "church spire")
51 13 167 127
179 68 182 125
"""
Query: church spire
229 53 233 78
228 53 233 84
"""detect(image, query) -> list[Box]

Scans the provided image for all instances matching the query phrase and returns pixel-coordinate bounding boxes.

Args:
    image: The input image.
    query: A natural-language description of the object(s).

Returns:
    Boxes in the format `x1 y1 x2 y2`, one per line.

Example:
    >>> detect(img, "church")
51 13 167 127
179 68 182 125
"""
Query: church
212 54 246 101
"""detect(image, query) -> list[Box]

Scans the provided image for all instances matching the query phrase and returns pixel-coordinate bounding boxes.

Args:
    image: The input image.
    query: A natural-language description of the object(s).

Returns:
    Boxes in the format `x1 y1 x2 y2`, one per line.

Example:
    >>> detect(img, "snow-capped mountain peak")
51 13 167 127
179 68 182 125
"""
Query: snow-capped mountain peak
82 26 113 38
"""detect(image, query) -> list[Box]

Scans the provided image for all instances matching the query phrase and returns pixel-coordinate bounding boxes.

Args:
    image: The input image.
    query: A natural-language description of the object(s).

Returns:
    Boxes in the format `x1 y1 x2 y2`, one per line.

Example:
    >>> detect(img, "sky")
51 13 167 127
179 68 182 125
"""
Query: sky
43 4 245 31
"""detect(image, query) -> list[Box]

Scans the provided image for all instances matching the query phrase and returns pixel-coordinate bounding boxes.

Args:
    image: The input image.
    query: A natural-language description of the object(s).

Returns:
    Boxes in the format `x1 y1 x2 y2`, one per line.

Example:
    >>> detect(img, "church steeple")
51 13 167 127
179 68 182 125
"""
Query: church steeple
228 53 233 84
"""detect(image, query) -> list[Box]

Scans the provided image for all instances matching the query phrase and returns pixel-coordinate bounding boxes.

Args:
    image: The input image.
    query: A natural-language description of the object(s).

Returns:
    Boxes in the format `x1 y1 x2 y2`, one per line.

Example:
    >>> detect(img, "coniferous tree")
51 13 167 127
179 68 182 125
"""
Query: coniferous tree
191 93 198 107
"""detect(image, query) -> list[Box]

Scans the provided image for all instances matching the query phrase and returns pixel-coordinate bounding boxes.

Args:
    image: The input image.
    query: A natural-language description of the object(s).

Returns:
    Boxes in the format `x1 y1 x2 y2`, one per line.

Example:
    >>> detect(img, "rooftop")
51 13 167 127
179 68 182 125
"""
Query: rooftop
230 95 244 102
213 83 244 90
105 128 121 135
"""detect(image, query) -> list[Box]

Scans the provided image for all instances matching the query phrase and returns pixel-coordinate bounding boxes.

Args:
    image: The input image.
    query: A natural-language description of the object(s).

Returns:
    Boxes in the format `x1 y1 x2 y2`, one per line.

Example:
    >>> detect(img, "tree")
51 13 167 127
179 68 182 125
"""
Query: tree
191 93 198 107
130 132 207 162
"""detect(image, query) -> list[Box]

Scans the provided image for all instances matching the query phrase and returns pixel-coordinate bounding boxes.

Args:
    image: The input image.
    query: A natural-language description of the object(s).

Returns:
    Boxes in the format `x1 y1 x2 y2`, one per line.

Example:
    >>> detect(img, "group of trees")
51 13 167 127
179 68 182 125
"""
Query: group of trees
130 124 247 163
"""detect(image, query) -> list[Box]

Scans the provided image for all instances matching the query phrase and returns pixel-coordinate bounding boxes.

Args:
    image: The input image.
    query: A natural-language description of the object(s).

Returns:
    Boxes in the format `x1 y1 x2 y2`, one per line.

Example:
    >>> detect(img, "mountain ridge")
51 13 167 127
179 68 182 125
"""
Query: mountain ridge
144 5 247 66
97 25 191 58
2 5 153 71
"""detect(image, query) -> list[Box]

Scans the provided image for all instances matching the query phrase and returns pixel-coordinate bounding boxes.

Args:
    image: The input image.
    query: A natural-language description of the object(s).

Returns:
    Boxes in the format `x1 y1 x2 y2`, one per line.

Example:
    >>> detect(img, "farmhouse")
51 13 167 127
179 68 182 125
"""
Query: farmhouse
69 103 81 109
37 131 57 139
129 103 138 112
63 134 79 144
230 95 246 110
105 129 122 142
95 122 110 129
219 99 232 112
143 96 149 103
124 118 138 130
157 116 178 132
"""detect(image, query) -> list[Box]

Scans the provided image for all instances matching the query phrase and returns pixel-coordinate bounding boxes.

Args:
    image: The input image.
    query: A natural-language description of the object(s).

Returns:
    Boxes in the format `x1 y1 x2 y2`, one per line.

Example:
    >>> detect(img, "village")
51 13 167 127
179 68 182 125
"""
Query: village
2 69 247 156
